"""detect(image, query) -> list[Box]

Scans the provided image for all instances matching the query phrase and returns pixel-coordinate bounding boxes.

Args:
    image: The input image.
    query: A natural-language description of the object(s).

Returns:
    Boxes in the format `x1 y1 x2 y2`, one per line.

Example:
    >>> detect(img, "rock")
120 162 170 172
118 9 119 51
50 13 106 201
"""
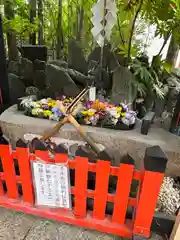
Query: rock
88 60 98 72
144 94 154 112
18 45 47 62
8 73 25 104
88 46 108 69
115 53 127 67
45 64 80 97
33 70 46 90
155 98 166 117
154 85 169 117
67 68 90 86
48 60 68 69
88 62 110 91
25 86 40 97
19 58 33 86
111 66 135 105
88 46 119 71
34 59 46 71
154 112 172 131
169 92 180 136
167 87 179 113
8 61 20 76
95 67 110 91
68 39 88 74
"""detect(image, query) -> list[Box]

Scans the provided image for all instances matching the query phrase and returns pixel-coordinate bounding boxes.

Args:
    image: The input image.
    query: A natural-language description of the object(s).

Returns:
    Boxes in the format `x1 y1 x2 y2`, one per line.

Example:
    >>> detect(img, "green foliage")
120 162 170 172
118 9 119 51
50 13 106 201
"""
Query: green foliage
131 58 166 99
2 0 180 100
143 0 180 45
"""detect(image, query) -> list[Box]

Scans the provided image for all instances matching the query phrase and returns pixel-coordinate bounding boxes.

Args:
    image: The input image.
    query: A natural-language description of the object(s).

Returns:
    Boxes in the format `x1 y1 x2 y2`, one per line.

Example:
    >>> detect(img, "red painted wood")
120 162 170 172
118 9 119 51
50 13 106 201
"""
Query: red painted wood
0 180 4 196
71 187 137 206
93 160 110 220
133 171 164 237
0 145 18 199
112 163 134 224
74 157 88 217
16 147 34 204
0 142 164 239
35 150 50 163
55 153 68 164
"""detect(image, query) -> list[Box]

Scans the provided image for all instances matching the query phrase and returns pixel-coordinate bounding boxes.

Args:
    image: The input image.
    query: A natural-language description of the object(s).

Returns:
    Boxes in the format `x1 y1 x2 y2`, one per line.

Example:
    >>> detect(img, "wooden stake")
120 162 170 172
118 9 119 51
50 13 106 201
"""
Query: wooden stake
170 209 180 240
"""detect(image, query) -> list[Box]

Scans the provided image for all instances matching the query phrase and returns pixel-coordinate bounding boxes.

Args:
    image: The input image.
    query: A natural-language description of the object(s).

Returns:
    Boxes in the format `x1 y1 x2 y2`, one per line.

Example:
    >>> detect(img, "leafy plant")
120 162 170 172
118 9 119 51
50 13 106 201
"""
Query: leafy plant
131 58 166 99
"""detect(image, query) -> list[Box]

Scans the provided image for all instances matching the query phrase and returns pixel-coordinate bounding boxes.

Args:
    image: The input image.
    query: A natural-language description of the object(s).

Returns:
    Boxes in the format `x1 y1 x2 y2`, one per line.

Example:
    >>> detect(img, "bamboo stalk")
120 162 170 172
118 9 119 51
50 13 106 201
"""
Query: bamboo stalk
67 114 101 154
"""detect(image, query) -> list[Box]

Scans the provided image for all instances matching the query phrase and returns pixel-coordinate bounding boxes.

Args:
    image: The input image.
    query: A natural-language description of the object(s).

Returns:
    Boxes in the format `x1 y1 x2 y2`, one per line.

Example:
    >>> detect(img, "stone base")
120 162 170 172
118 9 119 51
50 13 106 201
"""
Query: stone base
1 105 180 176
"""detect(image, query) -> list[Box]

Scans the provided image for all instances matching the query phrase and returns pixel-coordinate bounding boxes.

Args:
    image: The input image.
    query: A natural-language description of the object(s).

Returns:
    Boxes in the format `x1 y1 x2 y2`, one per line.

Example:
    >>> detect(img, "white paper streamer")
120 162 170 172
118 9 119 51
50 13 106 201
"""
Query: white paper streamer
91 0 117 46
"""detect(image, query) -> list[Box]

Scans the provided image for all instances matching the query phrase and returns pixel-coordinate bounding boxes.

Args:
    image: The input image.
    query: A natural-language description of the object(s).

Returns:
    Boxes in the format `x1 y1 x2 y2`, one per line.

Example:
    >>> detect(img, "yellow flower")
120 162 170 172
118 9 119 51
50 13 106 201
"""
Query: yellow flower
81 111 88 116
116 106 122 112
121 112 125 117
116 113 121 118
32 108 38 116
44 110 52 117
52 101 56 107
87 110 95 117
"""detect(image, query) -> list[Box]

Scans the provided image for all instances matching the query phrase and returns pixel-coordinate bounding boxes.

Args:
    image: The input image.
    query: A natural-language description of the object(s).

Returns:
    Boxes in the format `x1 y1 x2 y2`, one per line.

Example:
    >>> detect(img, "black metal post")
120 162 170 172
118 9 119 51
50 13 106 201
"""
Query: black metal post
0 14 9 104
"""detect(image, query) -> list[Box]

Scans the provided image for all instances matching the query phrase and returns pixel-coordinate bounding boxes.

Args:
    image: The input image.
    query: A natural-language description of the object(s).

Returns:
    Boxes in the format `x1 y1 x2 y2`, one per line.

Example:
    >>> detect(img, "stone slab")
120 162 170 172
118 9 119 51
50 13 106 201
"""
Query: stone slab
0 207 164 240
1 105 180 176
0 207 117 240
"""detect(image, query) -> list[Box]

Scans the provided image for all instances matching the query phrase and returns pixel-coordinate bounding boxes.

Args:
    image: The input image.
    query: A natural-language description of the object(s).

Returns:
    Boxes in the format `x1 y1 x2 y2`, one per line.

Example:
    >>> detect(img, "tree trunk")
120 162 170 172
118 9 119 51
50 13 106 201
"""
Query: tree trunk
127 0 143 66
166 33 179 67
4 0 19 61
76 6 84 42
56 0 63 59
38 0 44 45
29 0 36 45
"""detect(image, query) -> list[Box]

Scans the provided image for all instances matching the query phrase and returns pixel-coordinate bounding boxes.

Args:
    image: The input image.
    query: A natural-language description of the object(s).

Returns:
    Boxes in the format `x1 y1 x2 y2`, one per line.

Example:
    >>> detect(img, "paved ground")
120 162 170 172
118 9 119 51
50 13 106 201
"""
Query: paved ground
0 207 165 240
0 207 119 240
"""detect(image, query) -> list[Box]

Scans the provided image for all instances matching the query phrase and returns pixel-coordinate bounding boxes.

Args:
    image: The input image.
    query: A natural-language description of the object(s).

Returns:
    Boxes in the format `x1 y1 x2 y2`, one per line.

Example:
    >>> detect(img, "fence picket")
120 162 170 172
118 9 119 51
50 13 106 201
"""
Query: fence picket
74 156 89 217
0 139 167 239
133 146 168 238
93 160 110 220
34 139 49 162
55 144 68 164
0 138 18 199
16 139 34 204
112 163 134 224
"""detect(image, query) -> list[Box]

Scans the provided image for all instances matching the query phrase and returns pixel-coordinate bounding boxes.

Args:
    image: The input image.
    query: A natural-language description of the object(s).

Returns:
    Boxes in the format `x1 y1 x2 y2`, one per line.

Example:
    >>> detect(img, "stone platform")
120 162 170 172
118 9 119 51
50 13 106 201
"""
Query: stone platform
1 105 180 176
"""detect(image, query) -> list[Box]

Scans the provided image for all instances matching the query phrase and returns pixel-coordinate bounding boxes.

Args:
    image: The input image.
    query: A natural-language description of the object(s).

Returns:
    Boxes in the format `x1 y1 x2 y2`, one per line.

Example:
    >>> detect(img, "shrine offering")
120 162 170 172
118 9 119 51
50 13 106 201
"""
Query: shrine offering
20 96 137 130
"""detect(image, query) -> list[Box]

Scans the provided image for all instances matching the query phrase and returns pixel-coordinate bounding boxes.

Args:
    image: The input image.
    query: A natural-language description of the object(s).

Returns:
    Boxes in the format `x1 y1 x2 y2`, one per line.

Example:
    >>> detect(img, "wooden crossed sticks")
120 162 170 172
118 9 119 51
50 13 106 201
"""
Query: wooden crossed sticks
39 87 101 155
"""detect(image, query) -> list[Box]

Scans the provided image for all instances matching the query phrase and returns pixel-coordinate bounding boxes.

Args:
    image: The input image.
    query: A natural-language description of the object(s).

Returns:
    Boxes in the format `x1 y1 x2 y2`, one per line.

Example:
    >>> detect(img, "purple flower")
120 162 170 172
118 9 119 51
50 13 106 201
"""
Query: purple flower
42 105 49 110
52 107 59 113
85 103 91 109
125 112 132 119
121 103 128 112
90 116 95 121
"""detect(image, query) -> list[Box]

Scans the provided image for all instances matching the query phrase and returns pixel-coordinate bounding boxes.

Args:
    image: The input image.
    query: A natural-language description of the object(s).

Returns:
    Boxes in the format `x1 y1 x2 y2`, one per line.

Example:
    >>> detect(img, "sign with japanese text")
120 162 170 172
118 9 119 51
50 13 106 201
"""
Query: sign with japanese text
32 162 71 209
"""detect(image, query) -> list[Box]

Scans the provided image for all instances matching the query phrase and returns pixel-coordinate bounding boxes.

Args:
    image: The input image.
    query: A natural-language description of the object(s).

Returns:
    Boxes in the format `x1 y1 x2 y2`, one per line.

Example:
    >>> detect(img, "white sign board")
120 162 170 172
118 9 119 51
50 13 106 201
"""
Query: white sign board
32 162 71 209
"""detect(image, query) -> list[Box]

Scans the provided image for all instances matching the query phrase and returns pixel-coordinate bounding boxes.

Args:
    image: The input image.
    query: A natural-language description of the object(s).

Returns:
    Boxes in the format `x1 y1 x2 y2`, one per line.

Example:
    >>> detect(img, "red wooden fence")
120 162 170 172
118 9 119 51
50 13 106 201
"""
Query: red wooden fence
0 136 168 240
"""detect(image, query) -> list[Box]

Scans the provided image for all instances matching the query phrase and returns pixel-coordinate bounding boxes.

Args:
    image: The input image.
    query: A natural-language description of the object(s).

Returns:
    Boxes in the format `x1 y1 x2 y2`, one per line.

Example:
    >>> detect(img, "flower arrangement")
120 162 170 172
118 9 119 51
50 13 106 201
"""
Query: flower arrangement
20 97 136 128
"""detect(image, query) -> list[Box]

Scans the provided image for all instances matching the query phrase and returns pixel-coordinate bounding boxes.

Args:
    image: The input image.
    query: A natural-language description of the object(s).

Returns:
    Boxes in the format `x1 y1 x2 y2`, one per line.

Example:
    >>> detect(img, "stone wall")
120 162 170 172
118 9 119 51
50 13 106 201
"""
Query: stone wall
1 105 180 177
